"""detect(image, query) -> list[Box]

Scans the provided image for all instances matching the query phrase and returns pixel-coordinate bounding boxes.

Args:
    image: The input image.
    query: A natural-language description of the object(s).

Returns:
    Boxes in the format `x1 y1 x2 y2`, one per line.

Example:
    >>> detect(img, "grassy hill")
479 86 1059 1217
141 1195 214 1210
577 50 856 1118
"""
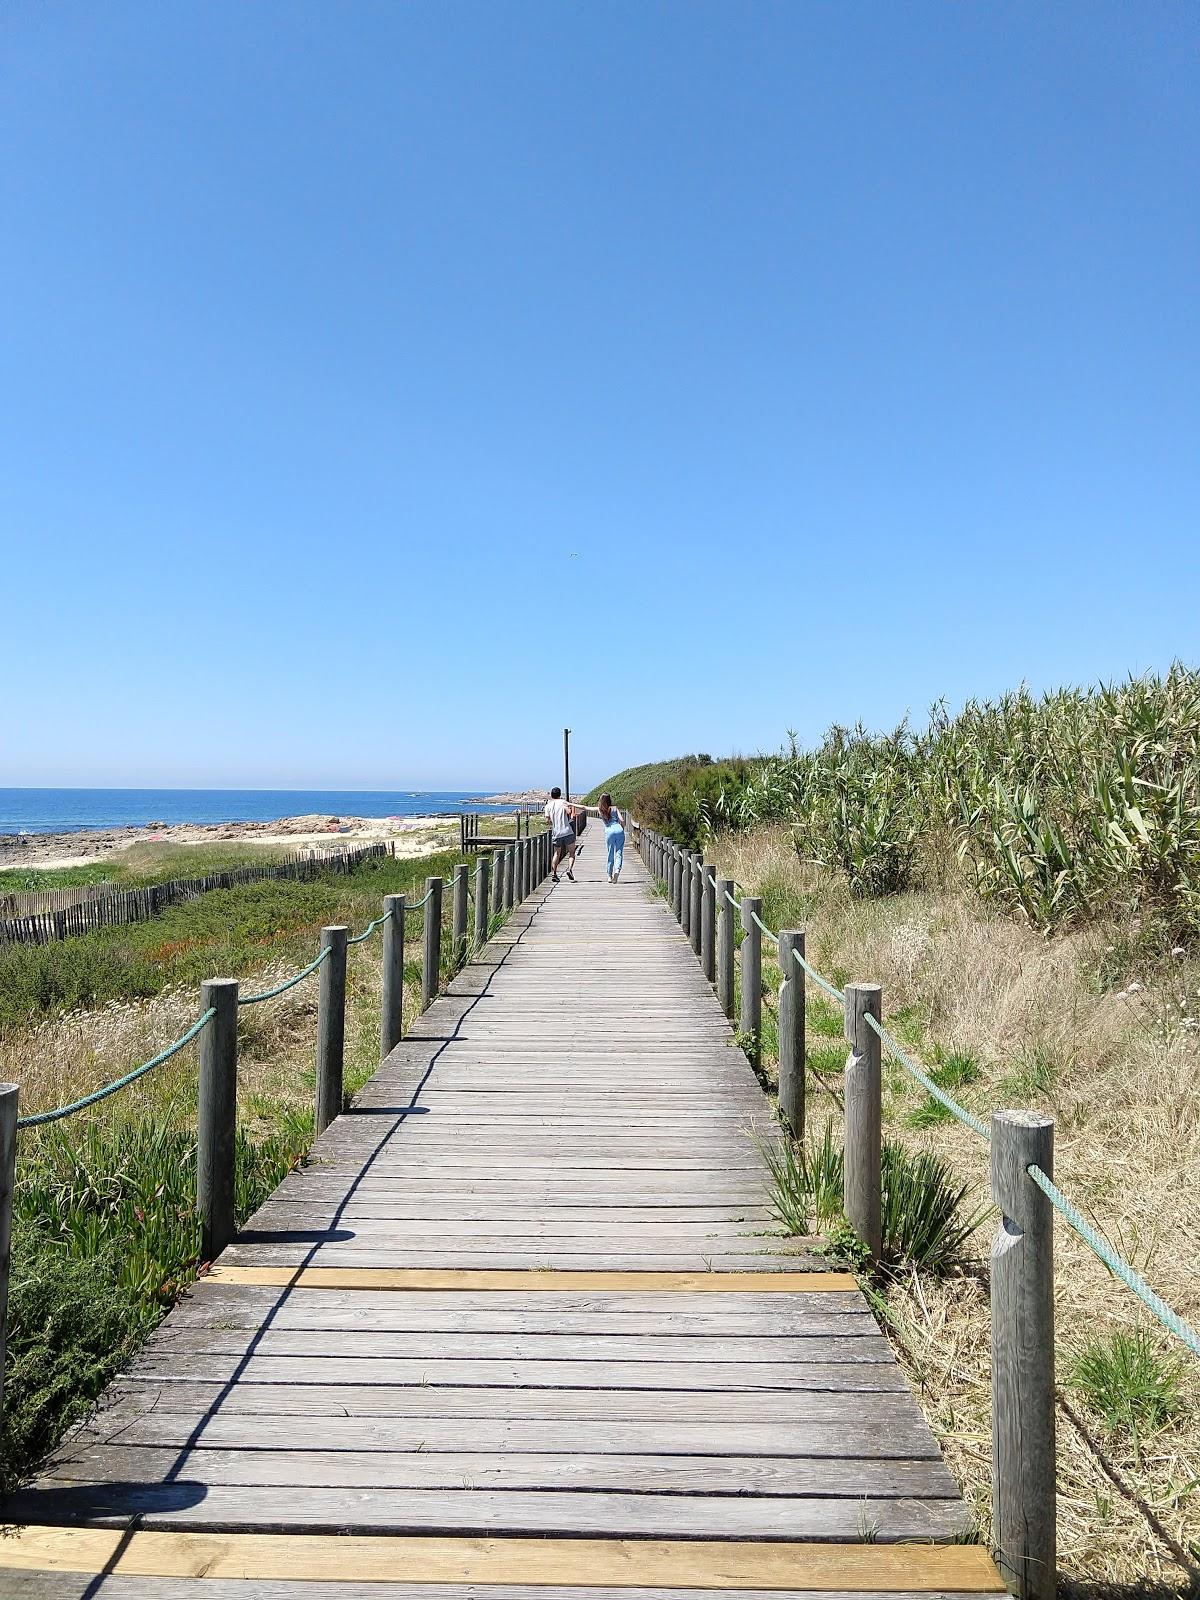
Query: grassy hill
584 755 714 810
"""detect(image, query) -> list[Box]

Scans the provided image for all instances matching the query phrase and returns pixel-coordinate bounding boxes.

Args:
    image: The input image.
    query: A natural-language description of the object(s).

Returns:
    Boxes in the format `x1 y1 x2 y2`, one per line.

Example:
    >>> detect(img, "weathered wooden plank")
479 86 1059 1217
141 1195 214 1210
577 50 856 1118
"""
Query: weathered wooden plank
92 1379 924 1424
44 1445 959 1498
2 1485 971 1539
60 1409 938 1459
126 1353 909 1391
145 1329 896 1364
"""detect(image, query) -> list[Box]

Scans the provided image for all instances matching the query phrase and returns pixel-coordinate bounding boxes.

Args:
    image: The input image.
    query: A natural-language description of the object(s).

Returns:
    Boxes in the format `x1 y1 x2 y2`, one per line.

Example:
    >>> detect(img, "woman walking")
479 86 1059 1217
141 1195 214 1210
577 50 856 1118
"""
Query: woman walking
570 794 626 882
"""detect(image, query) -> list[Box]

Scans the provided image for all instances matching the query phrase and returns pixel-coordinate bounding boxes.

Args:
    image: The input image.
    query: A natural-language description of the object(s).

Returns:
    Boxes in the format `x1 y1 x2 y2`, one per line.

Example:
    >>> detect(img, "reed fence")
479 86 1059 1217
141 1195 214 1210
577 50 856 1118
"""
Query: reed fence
0 842 390 946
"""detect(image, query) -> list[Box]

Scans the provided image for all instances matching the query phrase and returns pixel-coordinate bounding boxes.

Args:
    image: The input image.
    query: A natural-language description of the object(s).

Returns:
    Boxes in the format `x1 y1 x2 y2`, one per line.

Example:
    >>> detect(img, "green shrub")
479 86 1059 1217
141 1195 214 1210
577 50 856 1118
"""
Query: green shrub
633 759 760 850
880 1140 986 1270
702 665 1200 945
759 1119 845 1236
1 1103 312 1488
905 1049 981 1129
1069 1326 1186 1440
763 1124 983 1274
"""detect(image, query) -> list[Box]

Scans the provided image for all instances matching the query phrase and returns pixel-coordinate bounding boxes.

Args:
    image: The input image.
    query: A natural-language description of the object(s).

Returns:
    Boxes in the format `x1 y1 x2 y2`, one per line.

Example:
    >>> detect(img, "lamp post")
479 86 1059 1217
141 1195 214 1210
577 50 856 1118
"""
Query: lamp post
563 727 571 801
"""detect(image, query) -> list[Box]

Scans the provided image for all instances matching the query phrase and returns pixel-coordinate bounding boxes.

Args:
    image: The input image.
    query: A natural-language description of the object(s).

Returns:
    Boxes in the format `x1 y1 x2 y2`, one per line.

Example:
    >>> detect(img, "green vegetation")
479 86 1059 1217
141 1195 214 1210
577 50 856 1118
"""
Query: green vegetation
905 1048 982 1129
585 754 741 817
0 843 498 1487
3 1110 308 1488
641 666 1200 946
0 849 460 1033
762 1120 983 1275
758 1119 844 1235
628 758 763 851
0 840 299 894
1069 1326 1186 1442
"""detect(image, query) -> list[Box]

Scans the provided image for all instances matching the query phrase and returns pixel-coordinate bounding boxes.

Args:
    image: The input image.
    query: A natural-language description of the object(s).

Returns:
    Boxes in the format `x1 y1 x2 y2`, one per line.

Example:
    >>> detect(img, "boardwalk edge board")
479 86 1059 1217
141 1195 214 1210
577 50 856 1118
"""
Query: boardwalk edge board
0 1528 1007 1591
205 1268 858 1293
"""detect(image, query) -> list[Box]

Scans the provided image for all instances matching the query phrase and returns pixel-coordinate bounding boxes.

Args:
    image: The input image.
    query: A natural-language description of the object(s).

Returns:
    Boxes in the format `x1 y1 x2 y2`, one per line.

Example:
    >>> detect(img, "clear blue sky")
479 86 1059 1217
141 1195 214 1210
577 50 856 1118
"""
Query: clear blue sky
4 3 1197 793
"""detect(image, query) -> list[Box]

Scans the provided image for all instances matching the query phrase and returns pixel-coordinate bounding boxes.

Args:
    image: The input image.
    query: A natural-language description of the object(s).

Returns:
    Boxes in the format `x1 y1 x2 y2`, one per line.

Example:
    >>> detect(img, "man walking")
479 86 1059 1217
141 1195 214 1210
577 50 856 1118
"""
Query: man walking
544 786 577 882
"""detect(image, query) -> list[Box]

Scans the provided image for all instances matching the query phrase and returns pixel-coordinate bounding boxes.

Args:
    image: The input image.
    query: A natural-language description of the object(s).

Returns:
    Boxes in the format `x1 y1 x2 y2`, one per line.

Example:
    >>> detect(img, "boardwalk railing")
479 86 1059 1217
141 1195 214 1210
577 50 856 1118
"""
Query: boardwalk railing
0 827 554 1439
0 841 391 946
631 819 1200 1600
459 808 540 851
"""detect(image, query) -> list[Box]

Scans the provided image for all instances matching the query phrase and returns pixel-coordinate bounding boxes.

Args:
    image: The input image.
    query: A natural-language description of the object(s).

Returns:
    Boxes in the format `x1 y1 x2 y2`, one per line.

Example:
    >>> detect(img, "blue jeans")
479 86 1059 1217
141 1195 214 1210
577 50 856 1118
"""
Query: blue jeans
606 830 624 877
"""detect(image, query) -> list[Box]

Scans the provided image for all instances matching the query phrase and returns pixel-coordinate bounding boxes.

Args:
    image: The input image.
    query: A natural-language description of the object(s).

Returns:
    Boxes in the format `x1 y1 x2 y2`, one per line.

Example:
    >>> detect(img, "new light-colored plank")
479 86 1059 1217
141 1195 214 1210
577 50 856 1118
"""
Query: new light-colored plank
205 1267 855 1292
0 1528 1007 1590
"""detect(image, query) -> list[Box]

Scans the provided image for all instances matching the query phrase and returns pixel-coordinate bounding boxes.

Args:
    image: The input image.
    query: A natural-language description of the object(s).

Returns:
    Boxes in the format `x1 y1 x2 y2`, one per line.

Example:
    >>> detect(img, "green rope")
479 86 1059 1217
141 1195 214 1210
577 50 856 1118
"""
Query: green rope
653 829 1200 1365
791 947 845 1005
238 946 330 1006
346 908 393 946
863 1012 991 1141
1027 1163 1200 1361
17 1009 216 1128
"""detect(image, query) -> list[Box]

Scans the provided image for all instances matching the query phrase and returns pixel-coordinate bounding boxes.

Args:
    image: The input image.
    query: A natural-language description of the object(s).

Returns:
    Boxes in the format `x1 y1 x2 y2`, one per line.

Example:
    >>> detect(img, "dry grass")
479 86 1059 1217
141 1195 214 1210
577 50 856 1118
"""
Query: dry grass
0 937 423 1145
708 825 1200 1591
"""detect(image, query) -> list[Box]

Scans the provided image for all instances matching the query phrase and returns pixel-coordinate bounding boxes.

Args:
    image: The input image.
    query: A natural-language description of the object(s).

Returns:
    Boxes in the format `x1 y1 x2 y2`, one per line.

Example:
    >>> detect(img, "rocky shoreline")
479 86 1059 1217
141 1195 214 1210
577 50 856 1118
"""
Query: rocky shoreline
0 813 461 871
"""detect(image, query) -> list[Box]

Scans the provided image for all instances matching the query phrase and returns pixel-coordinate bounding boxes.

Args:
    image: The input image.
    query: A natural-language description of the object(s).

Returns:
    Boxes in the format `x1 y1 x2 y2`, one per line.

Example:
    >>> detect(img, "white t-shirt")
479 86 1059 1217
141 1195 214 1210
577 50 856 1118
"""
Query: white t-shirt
544 798 574 838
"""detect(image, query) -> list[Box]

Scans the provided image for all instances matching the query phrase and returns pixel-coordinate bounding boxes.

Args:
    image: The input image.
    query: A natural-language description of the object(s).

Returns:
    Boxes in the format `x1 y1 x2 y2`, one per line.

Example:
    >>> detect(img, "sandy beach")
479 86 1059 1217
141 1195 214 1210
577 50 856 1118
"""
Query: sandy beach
0 813 464 872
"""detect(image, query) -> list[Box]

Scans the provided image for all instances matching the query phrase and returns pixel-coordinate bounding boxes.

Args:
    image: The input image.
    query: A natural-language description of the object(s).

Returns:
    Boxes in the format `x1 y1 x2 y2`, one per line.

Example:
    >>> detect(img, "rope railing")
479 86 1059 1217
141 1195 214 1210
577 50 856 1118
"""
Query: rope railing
863 1011 992 1142
1027 1163 1200 1361
238 946 331 1004
0 819 557 1435
15 1008 216 1129
636 817 1200 1596
346 908 394 945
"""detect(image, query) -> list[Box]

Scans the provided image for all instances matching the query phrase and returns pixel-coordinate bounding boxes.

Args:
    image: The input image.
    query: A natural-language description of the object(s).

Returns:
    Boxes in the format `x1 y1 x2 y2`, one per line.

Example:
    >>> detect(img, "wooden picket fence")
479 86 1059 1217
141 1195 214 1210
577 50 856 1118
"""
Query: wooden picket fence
0 842 390 947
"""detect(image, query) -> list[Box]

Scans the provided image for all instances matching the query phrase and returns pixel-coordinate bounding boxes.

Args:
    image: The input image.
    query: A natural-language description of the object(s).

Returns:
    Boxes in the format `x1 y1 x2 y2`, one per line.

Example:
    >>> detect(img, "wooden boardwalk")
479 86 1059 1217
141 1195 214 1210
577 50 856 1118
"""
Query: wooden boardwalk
3 836 1005 1597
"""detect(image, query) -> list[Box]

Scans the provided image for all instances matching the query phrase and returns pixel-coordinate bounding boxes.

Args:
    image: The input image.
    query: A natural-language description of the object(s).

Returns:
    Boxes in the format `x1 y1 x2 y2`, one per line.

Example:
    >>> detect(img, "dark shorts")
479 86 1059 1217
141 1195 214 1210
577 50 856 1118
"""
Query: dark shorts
552 832 577 855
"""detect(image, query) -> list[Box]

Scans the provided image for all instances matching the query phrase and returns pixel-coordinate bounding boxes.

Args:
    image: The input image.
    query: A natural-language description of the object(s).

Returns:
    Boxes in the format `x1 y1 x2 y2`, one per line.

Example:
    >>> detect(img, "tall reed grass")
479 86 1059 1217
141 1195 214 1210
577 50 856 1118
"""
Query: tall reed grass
640 666 1200 948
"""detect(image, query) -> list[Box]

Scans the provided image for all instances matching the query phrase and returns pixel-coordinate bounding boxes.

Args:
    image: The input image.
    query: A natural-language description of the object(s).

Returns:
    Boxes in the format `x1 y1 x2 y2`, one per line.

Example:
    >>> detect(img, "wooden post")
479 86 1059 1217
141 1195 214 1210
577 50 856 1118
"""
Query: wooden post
474 854 490 951
197 978 239 1261
421 876 443 1011
381 895 405 1058
689 853 704 957
679 852 692 935
452 864 469 963
777 929 806 1139
459 814 466 853
673 847 684 920
701 866 716 983
991 1111 1056 1600
0 1082 16 1432
518 838 528 901
315 925 348 1135
716 878 735 1018
844 982 883 1261
740 896 762 1047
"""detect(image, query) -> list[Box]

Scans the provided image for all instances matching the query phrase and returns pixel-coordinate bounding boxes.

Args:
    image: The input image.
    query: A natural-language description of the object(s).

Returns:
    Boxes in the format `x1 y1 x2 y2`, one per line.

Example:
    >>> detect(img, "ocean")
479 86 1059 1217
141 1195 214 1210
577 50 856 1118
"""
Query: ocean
0 789 515 837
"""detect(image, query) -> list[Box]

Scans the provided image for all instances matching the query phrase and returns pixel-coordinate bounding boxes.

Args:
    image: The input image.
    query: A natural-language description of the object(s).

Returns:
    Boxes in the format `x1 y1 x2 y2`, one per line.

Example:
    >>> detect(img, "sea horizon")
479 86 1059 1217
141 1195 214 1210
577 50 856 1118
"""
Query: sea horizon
0 787 525 837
